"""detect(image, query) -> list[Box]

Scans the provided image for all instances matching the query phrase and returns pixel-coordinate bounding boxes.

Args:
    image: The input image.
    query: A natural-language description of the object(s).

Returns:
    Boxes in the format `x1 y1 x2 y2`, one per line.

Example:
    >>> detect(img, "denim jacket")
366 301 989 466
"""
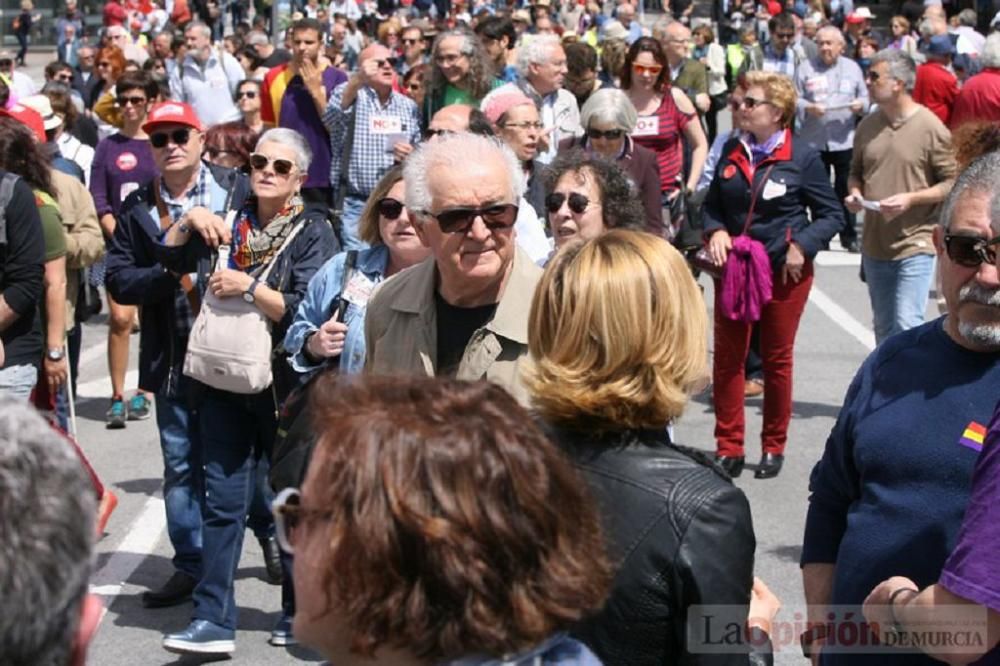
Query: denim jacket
440 633 602 666
284 244 389 376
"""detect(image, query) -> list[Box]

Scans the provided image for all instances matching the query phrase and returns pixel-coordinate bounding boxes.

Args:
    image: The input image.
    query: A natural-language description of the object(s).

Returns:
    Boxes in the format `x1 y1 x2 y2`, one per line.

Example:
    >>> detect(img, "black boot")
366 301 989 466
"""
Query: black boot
260 536 283 585
715 455 745 478
754 453 785 479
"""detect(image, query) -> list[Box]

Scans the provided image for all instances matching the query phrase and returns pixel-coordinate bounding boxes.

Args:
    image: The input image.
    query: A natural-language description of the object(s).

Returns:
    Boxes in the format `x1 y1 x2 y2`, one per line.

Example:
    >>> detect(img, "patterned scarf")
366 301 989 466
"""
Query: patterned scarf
229 195 305 275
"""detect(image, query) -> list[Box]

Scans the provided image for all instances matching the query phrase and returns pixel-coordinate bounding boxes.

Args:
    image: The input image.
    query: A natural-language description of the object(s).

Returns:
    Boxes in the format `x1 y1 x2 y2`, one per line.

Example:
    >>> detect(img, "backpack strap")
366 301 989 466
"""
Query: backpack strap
332 249 359 322
0 172 21 247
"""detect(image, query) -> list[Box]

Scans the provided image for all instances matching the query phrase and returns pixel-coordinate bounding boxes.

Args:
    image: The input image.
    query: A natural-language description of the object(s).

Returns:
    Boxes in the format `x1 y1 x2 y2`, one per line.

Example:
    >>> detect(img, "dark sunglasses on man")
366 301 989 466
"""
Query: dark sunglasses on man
944 234 1000 268
424 203 518 234
149 128 192 148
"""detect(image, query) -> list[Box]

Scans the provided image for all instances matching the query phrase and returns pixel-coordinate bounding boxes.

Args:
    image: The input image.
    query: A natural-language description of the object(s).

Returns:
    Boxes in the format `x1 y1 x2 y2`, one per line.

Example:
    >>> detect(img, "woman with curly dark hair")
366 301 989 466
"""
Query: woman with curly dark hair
422 28 501 125
543 150 645 255
278 374 611 665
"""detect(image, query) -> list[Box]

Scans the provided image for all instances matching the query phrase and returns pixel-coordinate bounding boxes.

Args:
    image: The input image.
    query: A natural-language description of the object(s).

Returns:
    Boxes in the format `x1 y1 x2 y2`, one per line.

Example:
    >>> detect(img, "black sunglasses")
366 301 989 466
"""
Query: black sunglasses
737 96 771 110
545 192 590 215
372 57 396 69
150 128 192 148
423 127 454 140
236 90 257 99
377 197 405 220
116 94 146 107
865 71 881 82
249 152 296 176
587 128 624 141
425 203 519 234
944 234 1000 268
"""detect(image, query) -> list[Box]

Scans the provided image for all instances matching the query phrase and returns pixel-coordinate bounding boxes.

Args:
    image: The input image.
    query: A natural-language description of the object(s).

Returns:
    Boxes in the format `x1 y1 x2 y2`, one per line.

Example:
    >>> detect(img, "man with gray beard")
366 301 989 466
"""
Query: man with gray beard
800 151 1000 666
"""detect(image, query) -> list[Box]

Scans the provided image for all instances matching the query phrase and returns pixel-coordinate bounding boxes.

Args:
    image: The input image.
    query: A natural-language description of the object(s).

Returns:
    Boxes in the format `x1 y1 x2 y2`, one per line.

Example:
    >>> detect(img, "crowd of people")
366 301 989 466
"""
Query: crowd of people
2 0 1000 663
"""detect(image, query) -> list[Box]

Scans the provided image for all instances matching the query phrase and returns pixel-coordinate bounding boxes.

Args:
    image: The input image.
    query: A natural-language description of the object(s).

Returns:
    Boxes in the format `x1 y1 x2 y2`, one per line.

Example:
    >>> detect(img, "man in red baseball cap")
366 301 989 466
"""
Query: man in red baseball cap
0 102 45 142
141 101 205 187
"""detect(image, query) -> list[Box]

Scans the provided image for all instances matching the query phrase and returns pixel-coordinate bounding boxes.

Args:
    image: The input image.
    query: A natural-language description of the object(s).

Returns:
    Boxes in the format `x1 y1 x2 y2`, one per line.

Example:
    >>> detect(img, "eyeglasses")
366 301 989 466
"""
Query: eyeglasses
97 61 112 68
423 127 454 140
116 95 146 107
632 63 663 75
402 37 421 45
944 234 1000 268
377 197 406 220
864 71 881 82
249 152 297 176
587 127 624 140
149 128 192 148
501 121 544 131
56 73 73 82
371 57 396 69
272 488 331 554
736 96 771 110
545 191 592 215
424 203 519 234
236 90 257 99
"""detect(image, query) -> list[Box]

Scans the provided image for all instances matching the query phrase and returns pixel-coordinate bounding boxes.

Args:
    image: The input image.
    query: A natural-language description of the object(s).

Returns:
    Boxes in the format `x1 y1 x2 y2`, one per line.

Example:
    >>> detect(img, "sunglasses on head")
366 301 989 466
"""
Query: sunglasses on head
378 197 405 220
587 127 624 140
425 203 518 234
236 89 257 99
944 233 1000 268
545 191 591 215
116 94 146 107
632 63 663 75
249 152 296 176
149 128 192 148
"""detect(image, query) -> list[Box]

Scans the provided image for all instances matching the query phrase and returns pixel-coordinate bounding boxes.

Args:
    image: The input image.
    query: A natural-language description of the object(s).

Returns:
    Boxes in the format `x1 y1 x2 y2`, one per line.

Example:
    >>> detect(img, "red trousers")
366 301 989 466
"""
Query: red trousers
713 262 813 457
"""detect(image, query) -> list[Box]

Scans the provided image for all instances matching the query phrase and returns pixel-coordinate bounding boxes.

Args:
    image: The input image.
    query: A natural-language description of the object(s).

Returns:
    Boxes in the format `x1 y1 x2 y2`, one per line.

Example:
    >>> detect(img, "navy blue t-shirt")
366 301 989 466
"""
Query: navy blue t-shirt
803 317 1000 665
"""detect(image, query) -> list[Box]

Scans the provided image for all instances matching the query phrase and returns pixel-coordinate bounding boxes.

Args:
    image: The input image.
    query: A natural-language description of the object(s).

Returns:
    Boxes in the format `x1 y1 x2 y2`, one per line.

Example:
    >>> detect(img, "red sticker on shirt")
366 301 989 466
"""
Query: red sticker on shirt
723 165 737 179
116 152 138 171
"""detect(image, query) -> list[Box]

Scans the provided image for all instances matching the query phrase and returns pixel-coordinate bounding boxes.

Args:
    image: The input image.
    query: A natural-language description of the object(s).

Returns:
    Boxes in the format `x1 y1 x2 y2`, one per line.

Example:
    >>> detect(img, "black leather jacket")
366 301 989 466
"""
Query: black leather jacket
549 426 772 666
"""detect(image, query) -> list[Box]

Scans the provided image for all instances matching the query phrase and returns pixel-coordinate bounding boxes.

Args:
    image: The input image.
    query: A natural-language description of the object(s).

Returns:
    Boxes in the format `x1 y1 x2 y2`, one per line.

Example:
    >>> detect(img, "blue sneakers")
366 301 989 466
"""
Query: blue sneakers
163 620 235 655
127 393 152 421
269 613 297 647
105 398 127 429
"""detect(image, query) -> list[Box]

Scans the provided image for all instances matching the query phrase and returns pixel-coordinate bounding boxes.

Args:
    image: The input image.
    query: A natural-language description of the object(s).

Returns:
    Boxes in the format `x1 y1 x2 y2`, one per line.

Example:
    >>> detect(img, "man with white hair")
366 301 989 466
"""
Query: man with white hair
847 49 955 343
106 24 148 65
168 21 243 127
364 133 542 404
794 25 869 252
949 33 1000 127
802 151 1000 666
481 34 581 164
0 400 102 666
615 1 643 44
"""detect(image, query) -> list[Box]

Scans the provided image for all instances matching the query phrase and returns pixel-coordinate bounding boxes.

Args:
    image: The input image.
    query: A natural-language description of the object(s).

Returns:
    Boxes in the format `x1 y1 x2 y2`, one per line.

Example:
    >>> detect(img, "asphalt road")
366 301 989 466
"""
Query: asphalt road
11 44 938 666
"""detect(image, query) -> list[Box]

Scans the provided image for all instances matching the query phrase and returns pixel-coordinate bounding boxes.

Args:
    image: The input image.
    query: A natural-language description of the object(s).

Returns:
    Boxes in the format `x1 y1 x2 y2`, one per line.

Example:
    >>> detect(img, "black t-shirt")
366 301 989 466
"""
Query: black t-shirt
261 48 293 69
434 291 497 377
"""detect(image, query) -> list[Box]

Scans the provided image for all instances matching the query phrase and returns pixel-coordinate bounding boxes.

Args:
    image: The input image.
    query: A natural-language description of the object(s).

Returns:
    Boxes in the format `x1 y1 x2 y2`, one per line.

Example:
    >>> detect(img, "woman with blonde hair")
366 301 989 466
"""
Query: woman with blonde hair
703 70 841 479
527 229 779 665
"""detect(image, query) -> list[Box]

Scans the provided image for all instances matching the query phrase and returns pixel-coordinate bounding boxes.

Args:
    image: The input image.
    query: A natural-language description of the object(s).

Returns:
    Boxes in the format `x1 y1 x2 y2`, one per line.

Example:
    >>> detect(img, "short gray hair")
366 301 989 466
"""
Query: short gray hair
870 48 917 92
815 25 845 44
939 151 1000 230
982 33 1000 68
958 8 977 26
256 127 313 173
580 88 638 132
651 17 675 41
0 401 96 666
403 133 524 215
185 21 212 38
517 35 562 78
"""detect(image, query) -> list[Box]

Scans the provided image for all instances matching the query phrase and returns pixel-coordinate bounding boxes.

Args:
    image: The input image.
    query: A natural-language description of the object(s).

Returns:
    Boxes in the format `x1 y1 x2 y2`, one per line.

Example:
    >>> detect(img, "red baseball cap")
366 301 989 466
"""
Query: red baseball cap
767 1 782 15
0 103 46 142
141 101 203 134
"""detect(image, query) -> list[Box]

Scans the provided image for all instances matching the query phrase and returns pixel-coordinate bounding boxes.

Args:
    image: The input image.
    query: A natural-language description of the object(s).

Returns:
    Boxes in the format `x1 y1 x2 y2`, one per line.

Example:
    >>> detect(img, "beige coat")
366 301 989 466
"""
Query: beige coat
52 169 105 329
364 249 542 405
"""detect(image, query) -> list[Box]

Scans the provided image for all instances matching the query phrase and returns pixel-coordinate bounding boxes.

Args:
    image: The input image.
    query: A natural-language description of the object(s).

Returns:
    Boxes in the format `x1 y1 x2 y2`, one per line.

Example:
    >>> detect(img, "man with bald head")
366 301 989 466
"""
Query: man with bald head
659 21 710 113
324 42 421 249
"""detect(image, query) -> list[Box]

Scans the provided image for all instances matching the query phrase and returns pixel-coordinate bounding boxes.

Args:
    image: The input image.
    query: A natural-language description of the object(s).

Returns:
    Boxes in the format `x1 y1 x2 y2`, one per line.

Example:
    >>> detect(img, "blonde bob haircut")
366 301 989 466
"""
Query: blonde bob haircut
357 164 405 246
743 70 797 129
526 230 708 430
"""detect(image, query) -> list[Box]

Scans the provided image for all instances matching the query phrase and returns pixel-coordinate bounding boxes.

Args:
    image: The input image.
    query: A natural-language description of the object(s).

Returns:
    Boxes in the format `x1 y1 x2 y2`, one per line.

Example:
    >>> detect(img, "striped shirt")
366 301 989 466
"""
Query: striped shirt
631 92 692 193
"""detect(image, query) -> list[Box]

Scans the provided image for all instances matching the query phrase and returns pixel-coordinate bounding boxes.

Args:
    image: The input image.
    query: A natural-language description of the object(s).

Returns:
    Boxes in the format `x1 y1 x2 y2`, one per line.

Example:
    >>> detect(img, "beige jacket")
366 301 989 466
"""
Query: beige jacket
52 169 105 328
364 249 542 405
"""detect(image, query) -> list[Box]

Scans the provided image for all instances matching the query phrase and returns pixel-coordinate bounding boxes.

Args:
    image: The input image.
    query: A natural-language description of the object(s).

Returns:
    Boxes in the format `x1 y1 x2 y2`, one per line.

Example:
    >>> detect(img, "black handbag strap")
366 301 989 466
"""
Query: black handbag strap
333 102 358 213
741 164 775 236
332 249 359 322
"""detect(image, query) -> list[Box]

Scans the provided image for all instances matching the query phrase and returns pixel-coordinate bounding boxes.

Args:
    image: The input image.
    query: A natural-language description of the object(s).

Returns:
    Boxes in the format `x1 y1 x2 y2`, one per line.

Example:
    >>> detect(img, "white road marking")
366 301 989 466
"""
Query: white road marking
77 338 108 369
76 369 140 399
90 496 167 623
808 285 876 351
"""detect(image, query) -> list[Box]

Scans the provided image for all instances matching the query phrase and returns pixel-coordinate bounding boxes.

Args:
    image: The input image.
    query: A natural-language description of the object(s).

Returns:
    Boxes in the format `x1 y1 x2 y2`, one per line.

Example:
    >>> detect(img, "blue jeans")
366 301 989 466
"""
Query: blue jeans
863 253 936 344
193 387 277 631
154 390 203 578
246 455 275 541
340 195 370 251
0 364 37 401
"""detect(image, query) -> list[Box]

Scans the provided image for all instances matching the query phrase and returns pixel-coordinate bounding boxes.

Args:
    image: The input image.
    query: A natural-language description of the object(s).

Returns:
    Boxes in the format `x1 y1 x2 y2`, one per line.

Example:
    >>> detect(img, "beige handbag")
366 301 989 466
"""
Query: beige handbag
183 217 307 394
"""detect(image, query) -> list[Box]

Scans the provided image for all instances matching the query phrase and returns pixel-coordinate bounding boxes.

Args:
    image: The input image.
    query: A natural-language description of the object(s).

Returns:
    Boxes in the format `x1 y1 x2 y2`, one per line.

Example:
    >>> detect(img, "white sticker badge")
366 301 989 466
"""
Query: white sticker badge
369 115 403 134
341 272 375 306
761 179 787 200
632 115 660 137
